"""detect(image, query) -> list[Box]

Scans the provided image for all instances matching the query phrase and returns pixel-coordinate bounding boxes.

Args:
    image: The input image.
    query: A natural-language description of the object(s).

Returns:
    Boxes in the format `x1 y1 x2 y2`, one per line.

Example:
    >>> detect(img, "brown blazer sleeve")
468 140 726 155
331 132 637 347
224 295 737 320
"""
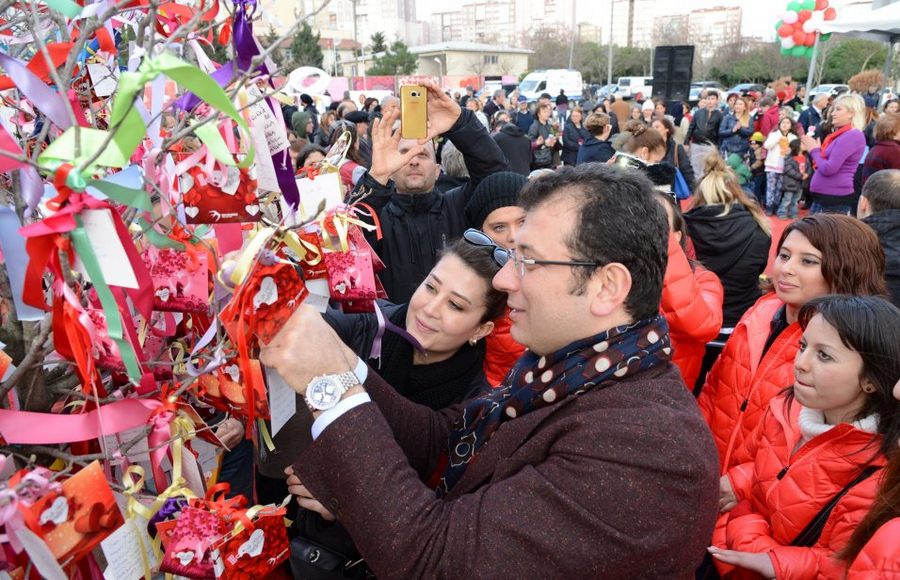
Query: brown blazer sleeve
356 368 460 480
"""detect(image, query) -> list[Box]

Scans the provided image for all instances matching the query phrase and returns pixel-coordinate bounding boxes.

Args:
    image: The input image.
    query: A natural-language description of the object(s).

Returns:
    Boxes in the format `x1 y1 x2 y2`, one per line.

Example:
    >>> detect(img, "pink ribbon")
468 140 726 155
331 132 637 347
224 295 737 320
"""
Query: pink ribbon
0 398 160 444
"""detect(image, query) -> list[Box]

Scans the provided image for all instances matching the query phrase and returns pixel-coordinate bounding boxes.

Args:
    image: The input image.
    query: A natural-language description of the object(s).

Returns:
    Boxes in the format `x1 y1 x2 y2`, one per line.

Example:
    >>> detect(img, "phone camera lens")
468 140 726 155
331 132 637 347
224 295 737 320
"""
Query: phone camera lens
411 91 420 97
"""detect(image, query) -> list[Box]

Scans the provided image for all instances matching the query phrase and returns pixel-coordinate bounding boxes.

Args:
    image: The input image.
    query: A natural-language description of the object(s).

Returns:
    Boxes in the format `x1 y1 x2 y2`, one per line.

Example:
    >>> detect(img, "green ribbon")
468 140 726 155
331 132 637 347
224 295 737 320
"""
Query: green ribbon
40 52 254 171
88 180 153 212
70 219 143 382
40 0 82 18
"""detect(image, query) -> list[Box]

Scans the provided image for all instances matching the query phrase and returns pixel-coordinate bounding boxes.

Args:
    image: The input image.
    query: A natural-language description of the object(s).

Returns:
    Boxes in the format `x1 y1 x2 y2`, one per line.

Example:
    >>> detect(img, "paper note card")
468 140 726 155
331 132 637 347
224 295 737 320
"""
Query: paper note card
101 518 159 580
265 366 296 437
74 209 139 289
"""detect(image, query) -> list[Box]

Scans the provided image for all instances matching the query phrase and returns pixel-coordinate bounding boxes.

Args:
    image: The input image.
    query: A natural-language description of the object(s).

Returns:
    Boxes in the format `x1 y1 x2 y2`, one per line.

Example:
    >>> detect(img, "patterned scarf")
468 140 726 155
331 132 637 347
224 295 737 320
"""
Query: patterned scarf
436 315 672 497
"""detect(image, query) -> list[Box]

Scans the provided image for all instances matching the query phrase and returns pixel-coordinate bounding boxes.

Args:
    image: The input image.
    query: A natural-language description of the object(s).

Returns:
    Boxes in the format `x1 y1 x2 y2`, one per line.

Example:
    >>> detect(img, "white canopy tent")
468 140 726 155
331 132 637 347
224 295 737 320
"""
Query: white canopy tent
803 2 900 104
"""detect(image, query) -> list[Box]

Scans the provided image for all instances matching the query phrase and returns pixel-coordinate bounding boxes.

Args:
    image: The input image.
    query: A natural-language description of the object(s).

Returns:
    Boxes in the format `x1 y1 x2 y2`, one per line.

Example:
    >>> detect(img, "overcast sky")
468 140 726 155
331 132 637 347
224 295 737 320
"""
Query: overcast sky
414 0 870 42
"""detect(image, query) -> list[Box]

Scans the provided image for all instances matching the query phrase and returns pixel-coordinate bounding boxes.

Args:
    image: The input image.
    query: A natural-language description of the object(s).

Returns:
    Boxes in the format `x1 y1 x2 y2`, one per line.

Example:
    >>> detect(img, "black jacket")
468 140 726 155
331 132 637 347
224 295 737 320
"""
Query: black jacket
663 137 695 192
863 209 900 306
357 109 508 303
683 204 771 327
576 136 615 165
493 123 532 176
561 122 590 166
782 156 804 192
685 107 724 146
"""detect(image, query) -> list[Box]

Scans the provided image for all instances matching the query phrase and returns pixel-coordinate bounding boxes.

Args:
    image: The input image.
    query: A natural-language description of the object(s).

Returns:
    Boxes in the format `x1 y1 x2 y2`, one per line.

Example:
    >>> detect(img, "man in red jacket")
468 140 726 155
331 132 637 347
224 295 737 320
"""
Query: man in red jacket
261 164 719 578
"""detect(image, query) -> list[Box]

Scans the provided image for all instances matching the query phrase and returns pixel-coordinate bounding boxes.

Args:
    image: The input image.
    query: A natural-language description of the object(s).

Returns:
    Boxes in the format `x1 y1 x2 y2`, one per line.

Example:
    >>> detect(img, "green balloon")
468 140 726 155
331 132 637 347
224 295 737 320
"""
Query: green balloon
820 32 831 41
792 45 807 57
786 1 801 11
780 46 792 55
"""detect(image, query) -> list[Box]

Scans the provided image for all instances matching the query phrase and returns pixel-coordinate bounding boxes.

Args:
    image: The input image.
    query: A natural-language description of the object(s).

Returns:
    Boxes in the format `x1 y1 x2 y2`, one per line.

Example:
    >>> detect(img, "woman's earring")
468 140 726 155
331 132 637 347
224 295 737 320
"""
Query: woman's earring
863 385 876 394
469 338 478 346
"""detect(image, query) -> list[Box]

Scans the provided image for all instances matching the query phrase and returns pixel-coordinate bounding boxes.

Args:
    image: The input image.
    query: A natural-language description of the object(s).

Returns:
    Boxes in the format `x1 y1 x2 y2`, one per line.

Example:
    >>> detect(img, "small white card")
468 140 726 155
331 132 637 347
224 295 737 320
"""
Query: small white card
14 528 67 580
101 518 159 580
248 116 280 193
74 209 139 289
248 85 291 154
295 172 343 223
102 426 151 464
86 62 120 98
265 366 296 437
304 279 331 314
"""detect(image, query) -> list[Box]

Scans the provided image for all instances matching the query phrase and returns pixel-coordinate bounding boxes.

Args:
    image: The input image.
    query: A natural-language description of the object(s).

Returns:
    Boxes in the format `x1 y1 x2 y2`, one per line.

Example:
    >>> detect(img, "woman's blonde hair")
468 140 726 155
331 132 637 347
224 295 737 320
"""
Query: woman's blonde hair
690 153 771 236
733 97 751 127
833 93 867 131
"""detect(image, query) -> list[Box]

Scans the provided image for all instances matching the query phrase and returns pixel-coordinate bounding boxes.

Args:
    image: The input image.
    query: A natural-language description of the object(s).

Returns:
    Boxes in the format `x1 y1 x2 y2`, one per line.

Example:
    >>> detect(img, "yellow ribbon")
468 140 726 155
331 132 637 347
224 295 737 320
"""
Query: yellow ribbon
282 230 322 266
318 207 377 253
229 227 277 286
257 418 275 453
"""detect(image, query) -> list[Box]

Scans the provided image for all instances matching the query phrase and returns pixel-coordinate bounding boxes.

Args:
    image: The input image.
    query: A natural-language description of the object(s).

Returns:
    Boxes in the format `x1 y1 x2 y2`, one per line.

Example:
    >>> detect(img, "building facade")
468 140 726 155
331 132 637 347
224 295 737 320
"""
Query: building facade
687 7 741 60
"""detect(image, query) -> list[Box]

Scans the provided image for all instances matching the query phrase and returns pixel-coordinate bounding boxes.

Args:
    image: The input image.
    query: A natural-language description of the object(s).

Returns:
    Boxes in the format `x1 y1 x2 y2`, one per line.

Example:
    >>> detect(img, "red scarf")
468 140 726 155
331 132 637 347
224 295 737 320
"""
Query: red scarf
820 123 852 158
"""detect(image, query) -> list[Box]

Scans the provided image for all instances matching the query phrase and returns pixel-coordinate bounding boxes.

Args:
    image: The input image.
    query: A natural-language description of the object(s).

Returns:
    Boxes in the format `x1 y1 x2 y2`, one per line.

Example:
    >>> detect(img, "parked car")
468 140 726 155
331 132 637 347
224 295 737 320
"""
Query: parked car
688 81 724 105
808 84 850 100
596 84 619 99
617 76 653 100
727 83 766 97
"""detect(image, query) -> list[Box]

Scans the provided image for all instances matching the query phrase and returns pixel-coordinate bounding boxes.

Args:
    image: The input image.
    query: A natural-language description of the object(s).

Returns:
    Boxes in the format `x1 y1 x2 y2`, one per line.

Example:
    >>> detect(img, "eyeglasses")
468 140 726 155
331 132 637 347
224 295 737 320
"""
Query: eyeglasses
462 228 602 278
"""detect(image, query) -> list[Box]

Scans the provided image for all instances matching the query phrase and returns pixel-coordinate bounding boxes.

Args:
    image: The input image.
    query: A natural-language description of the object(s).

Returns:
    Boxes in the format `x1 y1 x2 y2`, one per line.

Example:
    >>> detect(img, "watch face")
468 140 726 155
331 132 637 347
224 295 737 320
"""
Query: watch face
307 377 342 410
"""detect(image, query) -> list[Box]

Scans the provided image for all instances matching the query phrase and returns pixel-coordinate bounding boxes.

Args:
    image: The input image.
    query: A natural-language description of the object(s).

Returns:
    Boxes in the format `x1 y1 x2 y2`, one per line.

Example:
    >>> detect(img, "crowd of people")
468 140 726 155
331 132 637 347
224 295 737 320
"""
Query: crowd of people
219 78 899 579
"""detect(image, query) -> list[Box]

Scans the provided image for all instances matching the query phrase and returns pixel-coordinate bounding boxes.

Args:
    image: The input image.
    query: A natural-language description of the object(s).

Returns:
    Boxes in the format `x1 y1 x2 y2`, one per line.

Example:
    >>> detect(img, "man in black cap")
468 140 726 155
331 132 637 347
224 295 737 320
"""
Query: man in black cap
344 110 372 168
300 93 319 136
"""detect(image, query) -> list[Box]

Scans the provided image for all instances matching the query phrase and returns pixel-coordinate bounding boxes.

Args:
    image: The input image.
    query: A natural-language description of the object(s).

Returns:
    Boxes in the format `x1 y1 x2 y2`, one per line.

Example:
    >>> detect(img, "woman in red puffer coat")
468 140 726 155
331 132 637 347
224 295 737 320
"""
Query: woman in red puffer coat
465 171 528 386
709 296 900 579
697 215 887 473
656 194 723 390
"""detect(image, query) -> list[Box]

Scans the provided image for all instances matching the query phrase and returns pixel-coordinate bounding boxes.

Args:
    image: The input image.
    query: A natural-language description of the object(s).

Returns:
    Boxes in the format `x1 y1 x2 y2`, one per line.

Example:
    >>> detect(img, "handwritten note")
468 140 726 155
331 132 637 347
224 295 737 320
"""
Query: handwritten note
101 518 159 580
265 366 296 437
248 86 291 154
74 209 139 289
295 172 343 222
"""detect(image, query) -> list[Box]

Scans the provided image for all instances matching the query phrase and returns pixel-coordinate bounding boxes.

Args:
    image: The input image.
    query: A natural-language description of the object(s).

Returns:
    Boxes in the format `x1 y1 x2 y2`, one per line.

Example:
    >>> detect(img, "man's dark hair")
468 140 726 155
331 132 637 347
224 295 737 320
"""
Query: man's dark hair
518 164 668 320
862 168 900 212
759 95 776 108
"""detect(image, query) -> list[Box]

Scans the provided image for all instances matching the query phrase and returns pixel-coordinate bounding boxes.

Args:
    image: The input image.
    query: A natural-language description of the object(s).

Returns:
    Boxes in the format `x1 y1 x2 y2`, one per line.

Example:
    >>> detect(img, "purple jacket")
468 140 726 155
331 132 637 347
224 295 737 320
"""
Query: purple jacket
809 129 866 196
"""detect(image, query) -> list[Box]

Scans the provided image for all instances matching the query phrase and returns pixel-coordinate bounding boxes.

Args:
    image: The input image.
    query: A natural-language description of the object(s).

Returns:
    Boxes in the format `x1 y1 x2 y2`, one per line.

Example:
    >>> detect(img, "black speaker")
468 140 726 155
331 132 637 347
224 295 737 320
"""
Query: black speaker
652 45 694 101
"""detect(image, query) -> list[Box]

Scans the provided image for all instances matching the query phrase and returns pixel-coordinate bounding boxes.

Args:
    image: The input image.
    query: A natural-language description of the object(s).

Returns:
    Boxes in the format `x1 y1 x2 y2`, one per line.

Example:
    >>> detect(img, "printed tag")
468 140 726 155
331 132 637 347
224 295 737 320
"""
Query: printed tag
74 209 139 289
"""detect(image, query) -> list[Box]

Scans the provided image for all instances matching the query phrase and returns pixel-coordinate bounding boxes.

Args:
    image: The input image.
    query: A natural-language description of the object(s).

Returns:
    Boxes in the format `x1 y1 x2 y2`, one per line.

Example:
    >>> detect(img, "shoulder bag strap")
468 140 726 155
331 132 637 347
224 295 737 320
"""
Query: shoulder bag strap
673 142 680 168
790 465 882 547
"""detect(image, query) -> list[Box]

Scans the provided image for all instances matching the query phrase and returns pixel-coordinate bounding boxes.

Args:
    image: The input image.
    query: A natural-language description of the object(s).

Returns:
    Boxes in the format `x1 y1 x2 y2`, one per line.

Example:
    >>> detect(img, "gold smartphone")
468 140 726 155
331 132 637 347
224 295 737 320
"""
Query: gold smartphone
400 85 427 140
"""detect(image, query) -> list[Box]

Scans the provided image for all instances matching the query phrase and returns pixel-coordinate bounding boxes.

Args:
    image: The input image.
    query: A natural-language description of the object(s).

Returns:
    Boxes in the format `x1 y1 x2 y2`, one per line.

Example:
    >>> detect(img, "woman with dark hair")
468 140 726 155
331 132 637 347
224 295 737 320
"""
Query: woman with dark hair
295 143 327 170
527 103 559 170
653 116 695 192
698 215 888 474
561 107 589 166
619 120 666 163
576 112 615 165
259 238 509 577
710 295 900 579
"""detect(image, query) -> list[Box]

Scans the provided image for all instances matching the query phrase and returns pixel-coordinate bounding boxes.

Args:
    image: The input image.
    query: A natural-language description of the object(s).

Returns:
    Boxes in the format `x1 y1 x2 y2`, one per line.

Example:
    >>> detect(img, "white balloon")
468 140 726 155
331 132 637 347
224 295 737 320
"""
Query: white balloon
284 66 332 97
802 19 816 33
809 11 824 23
783 11 799 24
782 36 796 49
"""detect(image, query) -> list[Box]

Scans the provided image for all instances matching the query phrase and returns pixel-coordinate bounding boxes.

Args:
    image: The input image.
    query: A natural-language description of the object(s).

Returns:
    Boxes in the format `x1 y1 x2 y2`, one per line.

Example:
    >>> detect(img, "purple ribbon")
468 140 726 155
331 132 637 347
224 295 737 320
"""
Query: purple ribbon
0 52 72 131
370 302 424 361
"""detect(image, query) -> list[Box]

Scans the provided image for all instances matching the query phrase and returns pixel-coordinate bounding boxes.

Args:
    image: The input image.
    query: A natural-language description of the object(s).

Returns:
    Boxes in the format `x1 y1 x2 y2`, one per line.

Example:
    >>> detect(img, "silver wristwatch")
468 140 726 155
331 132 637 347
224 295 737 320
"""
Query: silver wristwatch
304 372 360 412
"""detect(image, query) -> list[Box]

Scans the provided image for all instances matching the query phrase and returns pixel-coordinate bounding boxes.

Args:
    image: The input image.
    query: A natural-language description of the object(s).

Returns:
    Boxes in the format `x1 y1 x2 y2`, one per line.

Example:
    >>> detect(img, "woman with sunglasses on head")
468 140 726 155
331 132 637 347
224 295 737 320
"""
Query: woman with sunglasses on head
260 237 508 578
465 172 528 385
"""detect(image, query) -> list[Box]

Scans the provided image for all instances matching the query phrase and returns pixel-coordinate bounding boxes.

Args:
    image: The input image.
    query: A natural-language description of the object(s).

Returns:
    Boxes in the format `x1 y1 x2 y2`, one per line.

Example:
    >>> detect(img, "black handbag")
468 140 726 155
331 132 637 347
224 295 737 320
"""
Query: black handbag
289 512 374 580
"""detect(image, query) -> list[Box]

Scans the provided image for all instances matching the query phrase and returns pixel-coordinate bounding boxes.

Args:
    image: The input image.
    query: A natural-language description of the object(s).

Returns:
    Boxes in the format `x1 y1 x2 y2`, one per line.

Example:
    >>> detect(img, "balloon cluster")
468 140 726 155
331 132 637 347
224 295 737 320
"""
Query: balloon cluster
775 0 837 58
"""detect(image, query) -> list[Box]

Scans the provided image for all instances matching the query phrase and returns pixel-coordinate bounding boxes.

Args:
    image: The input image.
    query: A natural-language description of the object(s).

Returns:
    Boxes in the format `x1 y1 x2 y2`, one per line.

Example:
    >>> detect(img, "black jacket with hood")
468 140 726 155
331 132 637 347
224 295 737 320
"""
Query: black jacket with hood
492 123 532 176
357 109 509 303
683 204 771 327
863 209 900 307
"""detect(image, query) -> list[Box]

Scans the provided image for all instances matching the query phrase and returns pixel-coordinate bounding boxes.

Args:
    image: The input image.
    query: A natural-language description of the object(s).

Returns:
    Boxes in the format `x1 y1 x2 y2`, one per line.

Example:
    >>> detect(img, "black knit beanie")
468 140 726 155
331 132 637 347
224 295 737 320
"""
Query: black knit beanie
465 171 528 229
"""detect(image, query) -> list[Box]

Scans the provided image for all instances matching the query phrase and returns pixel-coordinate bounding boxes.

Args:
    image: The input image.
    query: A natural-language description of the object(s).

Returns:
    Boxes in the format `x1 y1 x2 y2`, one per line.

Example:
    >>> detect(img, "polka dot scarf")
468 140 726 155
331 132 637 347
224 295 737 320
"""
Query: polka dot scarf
436 315 672 497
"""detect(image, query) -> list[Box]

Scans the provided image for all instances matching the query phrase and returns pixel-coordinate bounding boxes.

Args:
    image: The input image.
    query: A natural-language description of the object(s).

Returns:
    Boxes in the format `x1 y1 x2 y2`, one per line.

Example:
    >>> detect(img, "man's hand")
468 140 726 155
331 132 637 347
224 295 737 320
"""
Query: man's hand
214 417 244 451
285 466 335 521
420 79 462 140
708 547 775 579
546 136 557 148
719 475 737 513
259 305 356 397
369 109 426 186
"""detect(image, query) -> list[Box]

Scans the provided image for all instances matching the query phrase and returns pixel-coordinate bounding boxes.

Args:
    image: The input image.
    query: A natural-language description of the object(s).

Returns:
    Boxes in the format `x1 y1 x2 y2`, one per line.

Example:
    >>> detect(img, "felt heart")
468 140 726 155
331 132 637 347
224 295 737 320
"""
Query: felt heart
225 364 240 383
237 528 265 558
39 496 69 526
74 502 117 533
253 277 278 310
180 174 195 192
185 206 200 218
156 288 171 302
175 550 195 566
245 204 260 216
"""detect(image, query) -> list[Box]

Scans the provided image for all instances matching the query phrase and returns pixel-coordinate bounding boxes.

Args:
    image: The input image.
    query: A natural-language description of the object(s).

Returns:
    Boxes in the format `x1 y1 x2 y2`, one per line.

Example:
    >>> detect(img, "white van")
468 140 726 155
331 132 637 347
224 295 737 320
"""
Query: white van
518 69 583 102
617 76 653 100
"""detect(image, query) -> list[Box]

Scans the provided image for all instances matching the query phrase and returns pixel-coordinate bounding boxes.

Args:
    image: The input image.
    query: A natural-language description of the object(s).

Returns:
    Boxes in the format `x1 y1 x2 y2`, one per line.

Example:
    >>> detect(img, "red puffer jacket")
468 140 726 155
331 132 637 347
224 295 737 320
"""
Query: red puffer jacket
697 292 802 472
661 234 724 389
844 518 900 578
714 395 886 579
483 309 525 387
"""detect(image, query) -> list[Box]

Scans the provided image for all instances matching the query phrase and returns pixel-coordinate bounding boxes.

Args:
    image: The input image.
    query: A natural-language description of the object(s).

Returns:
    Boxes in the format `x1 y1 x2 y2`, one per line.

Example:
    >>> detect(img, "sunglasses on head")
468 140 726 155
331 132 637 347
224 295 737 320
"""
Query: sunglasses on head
463 229 510 269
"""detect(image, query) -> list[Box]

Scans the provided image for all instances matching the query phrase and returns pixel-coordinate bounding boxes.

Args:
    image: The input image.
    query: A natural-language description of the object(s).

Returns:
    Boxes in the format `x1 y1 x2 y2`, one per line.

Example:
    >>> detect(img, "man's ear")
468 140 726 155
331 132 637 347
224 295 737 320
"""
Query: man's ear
588 263 632 318
857 195 870 218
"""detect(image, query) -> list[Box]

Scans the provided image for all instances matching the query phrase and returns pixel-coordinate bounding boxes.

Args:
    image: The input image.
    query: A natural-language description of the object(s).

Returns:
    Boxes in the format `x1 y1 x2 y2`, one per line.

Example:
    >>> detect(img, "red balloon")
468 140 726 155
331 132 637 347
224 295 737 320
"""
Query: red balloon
806 32 817 45
815 0 828 9
798 9 812 21
778 23 795 37
793 29 807 44
824 7 837 20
